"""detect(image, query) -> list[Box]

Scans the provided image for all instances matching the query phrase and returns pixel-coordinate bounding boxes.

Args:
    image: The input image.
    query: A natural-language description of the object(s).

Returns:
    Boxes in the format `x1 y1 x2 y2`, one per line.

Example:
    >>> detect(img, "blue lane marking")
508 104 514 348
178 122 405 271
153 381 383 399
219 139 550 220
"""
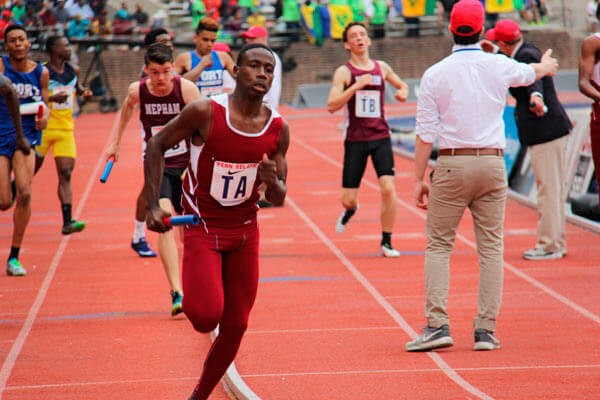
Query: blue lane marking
260 277 346 282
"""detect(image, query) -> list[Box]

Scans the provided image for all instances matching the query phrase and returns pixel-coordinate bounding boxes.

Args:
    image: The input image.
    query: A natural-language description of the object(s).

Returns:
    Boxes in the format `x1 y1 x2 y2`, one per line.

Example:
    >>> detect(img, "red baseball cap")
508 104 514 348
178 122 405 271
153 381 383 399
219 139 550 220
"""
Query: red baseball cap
2 10 13 18
485 19 522 42
241 26 268 39
213 42 231 53
450 0 484 36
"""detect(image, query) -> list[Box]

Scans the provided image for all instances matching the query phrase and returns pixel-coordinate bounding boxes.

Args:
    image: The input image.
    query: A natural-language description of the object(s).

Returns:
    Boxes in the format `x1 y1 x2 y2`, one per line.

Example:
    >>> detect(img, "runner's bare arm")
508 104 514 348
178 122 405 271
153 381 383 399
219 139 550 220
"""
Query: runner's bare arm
174 52 191 75
105 81 140 161
380 61 409 102
37 66 50 131
220 52 236 77
579 36 600 102
182 52 215 83
73 65 93 99
327 65 370 113
0 72 29 154
260 120 290 206
144 99 212 232
181 77 203 103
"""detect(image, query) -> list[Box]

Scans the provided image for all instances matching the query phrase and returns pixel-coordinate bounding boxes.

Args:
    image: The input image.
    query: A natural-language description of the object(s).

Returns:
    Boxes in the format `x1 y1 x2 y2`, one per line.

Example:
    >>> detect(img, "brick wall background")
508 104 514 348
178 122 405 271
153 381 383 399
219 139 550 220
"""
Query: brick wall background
31 29 577 112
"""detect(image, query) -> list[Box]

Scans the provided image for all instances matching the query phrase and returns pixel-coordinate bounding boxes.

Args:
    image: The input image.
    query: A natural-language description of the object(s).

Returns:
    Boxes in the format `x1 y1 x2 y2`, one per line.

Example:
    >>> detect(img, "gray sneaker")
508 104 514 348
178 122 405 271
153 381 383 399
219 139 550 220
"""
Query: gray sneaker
474 329 500 351
522 248 565 260
406 325 454 352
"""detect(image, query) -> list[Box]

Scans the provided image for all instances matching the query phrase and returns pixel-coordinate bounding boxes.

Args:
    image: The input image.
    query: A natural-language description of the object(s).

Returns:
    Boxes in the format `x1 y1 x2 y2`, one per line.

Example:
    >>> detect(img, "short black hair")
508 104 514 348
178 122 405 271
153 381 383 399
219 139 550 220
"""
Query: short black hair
342 21 367 43
46 35 65 54
452 26 480 45
144 43 173 65
236 43 274 66
143 28 169 47
3 24 26 42
195 17 219 35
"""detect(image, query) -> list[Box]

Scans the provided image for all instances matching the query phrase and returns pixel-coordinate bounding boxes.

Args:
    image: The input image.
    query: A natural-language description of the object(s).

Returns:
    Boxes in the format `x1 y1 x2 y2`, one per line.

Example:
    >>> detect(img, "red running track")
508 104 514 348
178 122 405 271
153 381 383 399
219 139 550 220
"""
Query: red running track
0 104 598 400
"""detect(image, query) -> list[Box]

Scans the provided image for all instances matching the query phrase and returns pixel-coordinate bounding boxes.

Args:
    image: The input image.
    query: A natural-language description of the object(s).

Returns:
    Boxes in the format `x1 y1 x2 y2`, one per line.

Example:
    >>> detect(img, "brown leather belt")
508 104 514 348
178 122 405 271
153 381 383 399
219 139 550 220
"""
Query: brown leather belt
438 148 504 156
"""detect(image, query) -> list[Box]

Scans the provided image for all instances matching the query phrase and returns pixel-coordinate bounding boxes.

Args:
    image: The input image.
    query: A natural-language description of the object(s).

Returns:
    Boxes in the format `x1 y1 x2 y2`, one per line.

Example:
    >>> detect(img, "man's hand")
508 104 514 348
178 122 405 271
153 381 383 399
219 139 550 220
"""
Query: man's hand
480 40 499 54
414 180 429 210
198 54 214 70
394 86 408 102
35 104 49 131
355 74 372 90
16 136 31 156
529 95 547 117
81 88 93 100
541 49 558 76
258 153 278 186
50 91 69 104
105 142 121 162
146 206 172 233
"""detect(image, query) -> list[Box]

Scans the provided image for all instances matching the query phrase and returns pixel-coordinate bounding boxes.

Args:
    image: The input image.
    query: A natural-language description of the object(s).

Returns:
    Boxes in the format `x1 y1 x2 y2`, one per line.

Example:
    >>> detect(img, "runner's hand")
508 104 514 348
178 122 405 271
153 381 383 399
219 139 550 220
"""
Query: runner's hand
82 89 93 100
146 206 172 233
199 54 214 70
16 136 31 156
541 49 558 76
258 153 278 186
355 74 372 90
105 142 121 162
394 87 408 102
51 91 69 104
35 104 49 131
414 180 429 210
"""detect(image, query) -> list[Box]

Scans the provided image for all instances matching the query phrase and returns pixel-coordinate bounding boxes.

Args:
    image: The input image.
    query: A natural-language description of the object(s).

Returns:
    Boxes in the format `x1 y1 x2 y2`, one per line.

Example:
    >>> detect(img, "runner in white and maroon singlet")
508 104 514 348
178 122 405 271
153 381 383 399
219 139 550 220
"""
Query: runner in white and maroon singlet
105 43 201 316
327 21 409 257
143 43 290 400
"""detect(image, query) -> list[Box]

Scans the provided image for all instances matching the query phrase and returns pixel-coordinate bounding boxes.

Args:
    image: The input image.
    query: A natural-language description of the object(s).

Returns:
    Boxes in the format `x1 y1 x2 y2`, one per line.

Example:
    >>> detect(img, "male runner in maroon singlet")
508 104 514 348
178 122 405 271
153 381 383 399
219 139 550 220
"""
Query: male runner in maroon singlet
143 43 289 400
105 43 201 316
327 21 409 257
579 15 600 203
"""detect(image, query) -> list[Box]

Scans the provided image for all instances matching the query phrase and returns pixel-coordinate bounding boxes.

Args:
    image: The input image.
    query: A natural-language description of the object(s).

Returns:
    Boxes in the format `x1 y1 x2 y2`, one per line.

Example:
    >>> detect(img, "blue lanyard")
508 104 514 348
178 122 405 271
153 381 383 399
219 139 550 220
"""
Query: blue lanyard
453 48 482 53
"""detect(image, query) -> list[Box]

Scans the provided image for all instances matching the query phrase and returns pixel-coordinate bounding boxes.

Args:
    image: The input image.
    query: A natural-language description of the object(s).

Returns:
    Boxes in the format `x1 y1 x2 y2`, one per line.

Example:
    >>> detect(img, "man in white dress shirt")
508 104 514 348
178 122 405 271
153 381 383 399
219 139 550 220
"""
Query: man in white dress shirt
405 0 558 352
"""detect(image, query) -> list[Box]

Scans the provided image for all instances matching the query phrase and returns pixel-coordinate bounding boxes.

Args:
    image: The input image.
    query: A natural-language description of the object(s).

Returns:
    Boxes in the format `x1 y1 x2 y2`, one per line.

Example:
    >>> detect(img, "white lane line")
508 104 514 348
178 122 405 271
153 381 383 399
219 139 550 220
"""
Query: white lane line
287 196 495 400
246 326 402 335
0 114 121 398
293 133 600 325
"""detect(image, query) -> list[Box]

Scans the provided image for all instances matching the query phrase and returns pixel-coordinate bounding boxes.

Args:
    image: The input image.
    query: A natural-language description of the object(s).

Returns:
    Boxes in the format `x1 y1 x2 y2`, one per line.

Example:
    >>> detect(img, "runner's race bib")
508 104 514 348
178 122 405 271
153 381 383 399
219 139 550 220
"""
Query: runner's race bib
210 160 258 206
355 90 381 118
52 86 74 110
200 86 225 98
151 125 187 158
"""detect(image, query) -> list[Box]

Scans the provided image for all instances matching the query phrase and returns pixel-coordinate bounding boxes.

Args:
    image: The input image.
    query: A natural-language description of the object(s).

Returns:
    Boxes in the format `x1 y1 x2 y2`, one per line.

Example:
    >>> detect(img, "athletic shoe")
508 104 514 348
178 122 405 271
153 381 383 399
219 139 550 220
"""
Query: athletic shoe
171 290 183 316
6 258 26 276
257 200 274 208
381 243 401 257
474 329 500 351
62 220 86 235
406 325 454 352
522 248 565 260
131 238 157 257
335 205 358 234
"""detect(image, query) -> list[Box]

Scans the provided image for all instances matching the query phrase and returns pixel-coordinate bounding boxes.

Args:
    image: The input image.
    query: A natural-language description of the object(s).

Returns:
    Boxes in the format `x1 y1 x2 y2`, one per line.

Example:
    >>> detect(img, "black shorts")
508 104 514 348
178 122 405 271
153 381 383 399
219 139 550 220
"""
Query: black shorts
160 167 186 214
342 137 395 188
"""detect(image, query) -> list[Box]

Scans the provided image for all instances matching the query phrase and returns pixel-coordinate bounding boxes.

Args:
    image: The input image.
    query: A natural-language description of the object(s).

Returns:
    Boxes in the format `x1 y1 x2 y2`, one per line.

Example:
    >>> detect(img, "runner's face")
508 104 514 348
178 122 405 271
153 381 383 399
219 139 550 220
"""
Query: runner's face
53 37 72 61
235 48 274 96
344 26 370 53
155 34 174 52
5 29 30 61
194 31 216 55
145 62 174 90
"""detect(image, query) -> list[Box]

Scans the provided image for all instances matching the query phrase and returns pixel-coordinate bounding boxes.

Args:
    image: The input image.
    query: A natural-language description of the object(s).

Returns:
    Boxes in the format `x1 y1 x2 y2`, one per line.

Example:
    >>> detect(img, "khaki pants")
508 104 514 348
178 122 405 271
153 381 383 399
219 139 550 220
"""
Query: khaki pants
529 134 568 254
425 155 507 332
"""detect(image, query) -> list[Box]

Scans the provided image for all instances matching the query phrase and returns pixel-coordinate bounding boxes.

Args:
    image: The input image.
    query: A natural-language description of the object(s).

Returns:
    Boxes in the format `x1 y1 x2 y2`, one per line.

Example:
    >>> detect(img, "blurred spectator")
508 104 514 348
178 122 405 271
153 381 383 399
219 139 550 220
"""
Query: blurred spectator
214 42 235 94
37 0 58 26
91 9 111 36
11 0 26 23
371 0 388 39
246 7 266 26
69 0 95 20
149 8 168 29
238 0 254 18
115 2 131 20
132 2 149 26
21 6 39 27
90 0 107 15
204 0 222 21
0 10 12 40
55 0 70 25
67 14 90 37
113 12 134 34
191 0 206 27
349 0 366 23
587 0 599 33
225 6 244 32
282 0 300 41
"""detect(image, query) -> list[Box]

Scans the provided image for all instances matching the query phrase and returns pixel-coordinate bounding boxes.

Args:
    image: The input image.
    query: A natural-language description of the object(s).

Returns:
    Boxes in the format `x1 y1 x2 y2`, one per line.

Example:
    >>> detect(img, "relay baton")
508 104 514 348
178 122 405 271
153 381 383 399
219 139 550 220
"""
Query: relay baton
163 215 200 228
100 156 115 183
19 101 45 115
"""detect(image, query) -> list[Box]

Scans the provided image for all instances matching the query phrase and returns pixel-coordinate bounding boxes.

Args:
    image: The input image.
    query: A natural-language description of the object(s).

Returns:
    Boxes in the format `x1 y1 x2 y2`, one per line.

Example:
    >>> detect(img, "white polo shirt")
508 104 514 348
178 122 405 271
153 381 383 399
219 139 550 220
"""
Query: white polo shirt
416 43 536 150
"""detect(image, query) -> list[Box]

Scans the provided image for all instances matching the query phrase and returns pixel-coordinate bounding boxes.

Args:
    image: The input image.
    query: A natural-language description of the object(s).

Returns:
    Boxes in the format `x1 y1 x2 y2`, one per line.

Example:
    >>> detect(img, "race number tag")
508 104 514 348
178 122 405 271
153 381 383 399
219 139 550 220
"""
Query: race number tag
52 86 74 110
200 86 224 98
355 90 381 118
210 160 258 206
151 126 187 158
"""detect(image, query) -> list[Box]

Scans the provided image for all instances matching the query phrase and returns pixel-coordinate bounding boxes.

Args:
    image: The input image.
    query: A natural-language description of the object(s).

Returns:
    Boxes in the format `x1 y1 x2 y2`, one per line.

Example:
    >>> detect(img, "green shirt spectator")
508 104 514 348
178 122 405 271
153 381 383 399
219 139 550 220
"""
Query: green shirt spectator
349 0 366 22
11 2 26 23
330 0 349 5
238 0 255 8
371 0 388 25
282 0 300 22
191 0 206 28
